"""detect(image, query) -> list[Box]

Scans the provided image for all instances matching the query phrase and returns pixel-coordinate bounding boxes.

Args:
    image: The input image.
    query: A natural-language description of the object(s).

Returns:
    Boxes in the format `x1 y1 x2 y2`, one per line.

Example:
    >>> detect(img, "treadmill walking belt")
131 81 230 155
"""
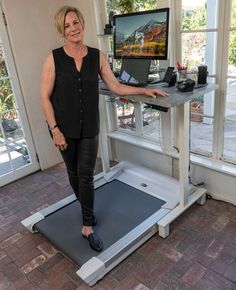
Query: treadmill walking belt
34 180 165 265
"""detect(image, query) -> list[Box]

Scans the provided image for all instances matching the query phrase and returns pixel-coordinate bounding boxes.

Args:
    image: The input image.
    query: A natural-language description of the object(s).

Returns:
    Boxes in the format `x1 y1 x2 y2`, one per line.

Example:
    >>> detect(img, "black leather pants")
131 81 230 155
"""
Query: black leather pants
60 135 99 226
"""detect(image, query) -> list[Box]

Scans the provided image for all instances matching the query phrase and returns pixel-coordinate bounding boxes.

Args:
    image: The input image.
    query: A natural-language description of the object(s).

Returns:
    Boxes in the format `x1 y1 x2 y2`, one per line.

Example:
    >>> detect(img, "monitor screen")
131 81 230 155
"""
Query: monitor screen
113 8 169 60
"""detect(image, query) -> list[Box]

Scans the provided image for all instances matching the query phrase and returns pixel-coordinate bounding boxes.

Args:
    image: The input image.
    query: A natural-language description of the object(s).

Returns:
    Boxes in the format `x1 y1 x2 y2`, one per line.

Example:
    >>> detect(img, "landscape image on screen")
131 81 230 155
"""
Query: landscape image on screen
115 11 168 58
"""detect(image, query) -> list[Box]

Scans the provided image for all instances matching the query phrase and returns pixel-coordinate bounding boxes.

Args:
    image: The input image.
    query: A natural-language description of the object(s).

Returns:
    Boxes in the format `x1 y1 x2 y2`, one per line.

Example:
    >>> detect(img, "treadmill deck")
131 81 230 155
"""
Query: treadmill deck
34 179 165 265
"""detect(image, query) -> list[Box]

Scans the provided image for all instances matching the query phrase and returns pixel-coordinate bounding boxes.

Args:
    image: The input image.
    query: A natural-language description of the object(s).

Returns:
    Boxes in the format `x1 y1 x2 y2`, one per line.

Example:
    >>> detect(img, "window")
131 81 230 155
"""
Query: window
179 0 236 164
0 44 31 174
223 0 236 162
180 0 218 156
0 10 39 186
102 0 236 166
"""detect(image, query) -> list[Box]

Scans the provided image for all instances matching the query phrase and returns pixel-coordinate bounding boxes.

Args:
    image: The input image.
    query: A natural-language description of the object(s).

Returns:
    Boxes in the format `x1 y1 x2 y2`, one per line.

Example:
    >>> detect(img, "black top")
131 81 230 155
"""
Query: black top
51 46 100 138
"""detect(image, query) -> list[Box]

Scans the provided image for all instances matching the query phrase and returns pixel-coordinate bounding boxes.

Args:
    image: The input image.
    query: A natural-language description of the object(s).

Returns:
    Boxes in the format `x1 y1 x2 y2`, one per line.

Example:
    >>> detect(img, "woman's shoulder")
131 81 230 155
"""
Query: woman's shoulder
52 46 64 55
87 46 100 55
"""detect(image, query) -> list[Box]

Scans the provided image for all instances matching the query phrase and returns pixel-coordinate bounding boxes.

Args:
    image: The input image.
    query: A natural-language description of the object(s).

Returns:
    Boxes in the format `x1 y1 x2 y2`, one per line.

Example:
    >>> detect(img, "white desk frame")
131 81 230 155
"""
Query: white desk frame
99 83 218 238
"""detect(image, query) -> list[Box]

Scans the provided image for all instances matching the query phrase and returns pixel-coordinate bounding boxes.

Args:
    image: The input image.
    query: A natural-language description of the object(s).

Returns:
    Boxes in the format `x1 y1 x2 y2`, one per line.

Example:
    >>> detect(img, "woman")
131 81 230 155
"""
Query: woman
40 6 168 252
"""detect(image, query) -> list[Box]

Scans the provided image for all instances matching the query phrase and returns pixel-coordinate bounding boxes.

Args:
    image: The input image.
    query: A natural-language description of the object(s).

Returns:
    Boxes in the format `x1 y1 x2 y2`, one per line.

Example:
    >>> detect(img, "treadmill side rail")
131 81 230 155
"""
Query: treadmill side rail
21 212 45 233
77 257 105 286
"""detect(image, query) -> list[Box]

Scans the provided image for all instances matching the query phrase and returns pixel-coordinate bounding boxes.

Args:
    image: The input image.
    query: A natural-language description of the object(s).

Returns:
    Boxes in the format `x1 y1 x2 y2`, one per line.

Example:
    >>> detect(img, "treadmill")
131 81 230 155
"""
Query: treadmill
21 161 173 286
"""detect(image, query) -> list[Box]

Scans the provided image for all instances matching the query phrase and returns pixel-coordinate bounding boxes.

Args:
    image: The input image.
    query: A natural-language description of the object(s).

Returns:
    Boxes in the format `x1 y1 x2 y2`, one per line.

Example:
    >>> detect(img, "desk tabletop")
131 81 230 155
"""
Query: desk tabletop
99 83 218 109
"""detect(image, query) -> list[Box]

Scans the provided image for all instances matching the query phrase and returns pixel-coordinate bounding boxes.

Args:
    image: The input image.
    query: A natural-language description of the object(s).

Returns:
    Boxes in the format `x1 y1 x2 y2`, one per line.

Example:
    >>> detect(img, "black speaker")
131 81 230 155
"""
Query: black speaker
197 65 208 84
168 73 177 87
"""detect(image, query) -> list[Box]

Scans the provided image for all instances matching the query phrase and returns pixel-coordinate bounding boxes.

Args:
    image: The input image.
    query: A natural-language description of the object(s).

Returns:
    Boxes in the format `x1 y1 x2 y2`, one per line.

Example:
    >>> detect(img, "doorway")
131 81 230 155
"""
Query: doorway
0 9 39 186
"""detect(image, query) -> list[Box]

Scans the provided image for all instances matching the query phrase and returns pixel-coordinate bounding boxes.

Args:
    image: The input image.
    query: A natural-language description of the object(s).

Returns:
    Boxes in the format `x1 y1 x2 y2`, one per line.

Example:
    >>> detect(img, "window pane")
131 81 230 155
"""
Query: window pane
8 141 30 168
1 107 31 169
182 0 217 30
190 117 213 155
223 79 236 160
0 145 12 175
0 78 16 114
228 31 236 75
225 79 236 121
115 99 136 131
231 0 236 27
2 110 22 139
223 120 236 160
190 78 215 156
106 0 157 14
182 32 217 75
142 104 161 143
0 124 4 142
0 45 9 77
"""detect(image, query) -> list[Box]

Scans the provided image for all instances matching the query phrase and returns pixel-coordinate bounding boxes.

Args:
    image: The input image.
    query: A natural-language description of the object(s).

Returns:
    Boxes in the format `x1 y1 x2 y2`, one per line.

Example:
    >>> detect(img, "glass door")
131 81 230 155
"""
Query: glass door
0 9 39 186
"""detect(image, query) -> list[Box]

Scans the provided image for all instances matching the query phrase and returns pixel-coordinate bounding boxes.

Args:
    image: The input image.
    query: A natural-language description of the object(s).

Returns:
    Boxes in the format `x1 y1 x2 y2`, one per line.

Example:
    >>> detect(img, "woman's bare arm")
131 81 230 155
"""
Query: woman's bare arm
39 53 67 150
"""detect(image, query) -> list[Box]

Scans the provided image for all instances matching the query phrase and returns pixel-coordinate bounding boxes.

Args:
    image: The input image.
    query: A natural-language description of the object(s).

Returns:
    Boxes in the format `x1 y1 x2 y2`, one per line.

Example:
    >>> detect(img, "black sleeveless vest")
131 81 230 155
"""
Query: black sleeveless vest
51 46 100 138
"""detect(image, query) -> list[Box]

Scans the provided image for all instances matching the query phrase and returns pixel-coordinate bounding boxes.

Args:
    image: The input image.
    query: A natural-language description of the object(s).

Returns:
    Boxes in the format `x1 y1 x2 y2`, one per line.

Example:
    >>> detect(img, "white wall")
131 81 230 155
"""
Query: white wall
1 0 99 169
189 163 236 206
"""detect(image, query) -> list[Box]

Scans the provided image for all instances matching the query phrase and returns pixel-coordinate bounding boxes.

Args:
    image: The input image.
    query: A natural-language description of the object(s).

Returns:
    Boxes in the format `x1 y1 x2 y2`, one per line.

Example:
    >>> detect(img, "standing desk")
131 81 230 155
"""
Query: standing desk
99 83 218 238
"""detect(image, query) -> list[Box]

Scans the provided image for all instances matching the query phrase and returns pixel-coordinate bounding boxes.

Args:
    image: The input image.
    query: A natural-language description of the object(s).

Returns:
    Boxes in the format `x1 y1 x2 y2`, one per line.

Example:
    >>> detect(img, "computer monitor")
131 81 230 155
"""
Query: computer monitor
113 8 170 60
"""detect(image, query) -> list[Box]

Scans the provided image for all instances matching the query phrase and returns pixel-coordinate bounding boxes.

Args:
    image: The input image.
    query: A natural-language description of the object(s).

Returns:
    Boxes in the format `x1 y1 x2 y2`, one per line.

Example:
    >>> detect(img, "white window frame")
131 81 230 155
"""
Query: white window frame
0 6 39 186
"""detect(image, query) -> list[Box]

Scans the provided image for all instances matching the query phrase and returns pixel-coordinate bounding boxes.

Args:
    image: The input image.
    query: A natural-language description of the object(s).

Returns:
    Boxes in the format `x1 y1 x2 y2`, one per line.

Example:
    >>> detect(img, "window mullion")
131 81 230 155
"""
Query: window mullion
181 28 218 33
175 0 182 63
212 0 231 159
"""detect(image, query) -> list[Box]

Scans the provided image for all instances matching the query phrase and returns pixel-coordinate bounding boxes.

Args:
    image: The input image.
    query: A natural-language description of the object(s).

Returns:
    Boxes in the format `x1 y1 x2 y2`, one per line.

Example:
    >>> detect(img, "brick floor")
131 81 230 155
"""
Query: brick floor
1 162 236 289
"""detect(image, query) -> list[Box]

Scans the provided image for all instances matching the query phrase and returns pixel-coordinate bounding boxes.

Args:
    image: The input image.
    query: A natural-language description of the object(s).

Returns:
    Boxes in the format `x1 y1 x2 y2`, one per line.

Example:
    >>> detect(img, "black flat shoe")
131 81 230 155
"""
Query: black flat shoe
82 232 103 252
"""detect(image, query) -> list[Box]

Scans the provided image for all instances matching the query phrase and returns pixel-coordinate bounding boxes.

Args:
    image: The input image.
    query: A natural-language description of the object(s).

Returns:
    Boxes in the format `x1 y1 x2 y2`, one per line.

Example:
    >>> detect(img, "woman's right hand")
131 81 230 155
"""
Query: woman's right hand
52 128 68 151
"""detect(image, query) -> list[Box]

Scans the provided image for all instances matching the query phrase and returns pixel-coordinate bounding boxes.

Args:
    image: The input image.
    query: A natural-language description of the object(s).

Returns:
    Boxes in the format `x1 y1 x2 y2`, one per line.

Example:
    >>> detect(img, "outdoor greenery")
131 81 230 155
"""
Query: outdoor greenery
0 51 16 142
182 2 236 66
106 0 157 14
181 5 206 69
0 79 14 119
182 6 206 31
0 47 14 120
229 1 236 65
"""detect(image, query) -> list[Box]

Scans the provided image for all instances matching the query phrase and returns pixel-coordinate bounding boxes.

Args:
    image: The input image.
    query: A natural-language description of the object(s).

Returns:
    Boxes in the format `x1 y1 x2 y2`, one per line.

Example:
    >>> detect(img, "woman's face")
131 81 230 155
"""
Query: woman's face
64 11 84 43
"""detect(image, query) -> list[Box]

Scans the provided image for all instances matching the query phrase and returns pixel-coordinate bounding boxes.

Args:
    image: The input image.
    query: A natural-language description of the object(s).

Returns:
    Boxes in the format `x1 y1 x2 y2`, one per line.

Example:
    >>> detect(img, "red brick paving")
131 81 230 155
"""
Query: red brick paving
1 162 236 289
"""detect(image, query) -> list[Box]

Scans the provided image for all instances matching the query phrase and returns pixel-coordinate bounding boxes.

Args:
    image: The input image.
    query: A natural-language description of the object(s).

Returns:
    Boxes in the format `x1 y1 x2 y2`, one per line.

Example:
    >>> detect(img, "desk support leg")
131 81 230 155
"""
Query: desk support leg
197 193 206 205
177 101 190 208
159 224 169 238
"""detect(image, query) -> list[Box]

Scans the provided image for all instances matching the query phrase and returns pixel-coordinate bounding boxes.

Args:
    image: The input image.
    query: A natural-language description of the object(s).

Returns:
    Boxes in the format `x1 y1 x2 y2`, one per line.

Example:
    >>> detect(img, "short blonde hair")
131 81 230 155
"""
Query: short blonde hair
54 6 85 37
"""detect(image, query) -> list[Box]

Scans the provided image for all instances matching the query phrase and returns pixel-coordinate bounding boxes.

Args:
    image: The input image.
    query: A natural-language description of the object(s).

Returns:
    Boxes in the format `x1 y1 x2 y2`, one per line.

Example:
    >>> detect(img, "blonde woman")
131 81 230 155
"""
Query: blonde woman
40 6 168 252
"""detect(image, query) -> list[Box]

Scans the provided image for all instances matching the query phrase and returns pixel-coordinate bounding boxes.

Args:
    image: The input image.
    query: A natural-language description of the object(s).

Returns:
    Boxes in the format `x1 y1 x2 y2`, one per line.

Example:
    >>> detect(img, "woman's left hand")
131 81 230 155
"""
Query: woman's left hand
144 88 169 98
